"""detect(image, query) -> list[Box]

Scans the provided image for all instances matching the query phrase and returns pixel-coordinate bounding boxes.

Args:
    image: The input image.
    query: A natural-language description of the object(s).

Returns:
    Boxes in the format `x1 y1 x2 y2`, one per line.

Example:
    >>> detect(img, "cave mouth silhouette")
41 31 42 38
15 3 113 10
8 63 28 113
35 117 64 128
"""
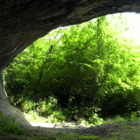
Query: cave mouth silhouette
0 0 140 127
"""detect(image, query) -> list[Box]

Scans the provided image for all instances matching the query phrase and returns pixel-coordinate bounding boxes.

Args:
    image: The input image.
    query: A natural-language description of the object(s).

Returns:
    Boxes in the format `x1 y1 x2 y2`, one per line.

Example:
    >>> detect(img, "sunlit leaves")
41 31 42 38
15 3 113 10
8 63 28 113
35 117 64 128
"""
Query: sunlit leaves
3 13 140 119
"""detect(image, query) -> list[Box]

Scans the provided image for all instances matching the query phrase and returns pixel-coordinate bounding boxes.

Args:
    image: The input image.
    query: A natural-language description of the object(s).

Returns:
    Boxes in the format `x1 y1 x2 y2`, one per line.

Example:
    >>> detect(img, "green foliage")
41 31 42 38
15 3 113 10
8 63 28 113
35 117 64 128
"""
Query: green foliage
0 112 25 135
2 13 140 123
104 115 128 124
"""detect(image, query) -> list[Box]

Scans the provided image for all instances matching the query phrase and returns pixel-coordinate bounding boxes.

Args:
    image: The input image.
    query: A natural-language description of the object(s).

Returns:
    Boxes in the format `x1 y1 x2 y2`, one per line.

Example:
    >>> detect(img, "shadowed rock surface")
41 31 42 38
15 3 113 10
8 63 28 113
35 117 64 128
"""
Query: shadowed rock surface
0 0 140 126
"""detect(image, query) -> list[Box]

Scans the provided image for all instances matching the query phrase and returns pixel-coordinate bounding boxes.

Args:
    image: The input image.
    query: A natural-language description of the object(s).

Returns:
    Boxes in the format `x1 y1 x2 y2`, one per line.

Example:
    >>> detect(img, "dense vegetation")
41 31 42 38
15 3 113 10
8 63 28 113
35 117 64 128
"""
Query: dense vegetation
2 13 140 124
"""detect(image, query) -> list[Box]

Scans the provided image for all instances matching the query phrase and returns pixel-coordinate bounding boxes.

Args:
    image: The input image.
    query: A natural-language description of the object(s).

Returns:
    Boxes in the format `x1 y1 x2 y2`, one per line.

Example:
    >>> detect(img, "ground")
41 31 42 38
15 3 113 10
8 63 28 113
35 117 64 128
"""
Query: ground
1 120 140 140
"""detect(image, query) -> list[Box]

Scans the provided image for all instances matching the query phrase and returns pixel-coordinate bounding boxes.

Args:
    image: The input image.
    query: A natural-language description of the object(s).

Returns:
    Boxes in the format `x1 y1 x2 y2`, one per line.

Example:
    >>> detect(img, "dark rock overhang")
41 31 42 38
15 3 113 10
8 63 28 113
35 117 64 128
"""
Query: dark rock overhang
0 0 140 71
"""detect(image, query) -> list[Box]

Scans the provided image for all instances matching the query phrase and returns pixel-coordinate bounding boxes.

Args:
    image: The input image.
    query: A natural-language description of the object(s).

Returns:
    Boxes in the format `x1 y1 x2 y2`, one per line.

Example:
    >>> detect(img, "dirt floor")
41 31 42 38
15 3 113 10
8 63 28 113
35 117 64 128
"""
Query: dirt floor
1 121 140 140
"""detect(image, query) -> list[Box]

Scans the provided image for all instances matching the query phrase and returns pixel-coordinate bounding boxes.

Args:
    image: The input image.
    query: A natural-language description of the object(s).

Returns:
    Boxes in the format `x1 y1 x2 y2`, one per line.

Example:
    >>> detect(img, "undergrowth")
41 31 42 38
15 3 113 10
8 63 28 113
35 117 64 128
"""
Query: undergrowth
0 111 25 135
103 112 140 124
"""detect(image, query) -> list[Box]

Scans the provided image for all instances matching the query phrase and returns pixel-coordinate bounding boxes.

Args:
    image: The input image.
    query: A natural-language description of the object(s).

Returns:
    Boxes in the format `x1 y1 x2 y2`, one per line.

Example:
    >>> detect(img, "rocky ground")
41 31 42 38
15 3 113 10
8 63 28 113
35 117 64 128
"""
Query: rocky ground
1 121 140 139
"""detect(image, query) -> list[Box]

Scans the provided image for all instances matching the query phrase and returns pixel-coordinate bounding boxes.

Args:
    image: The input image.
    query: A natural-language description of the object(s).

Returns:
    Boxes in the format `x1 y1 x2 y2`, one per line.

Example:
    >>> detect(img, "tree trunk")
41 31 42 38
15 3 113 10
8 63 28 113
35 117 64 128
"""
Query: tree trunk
0 71 31 127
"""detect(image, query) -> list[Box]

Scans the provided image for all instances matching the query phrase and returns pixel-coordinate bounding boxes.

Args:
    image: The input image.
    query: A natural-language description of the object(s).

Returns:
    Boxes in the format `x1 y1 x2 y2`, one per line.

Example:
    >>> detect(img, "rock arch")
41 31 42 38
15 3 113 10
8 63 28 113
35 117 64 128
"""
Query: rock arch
0 0 140 126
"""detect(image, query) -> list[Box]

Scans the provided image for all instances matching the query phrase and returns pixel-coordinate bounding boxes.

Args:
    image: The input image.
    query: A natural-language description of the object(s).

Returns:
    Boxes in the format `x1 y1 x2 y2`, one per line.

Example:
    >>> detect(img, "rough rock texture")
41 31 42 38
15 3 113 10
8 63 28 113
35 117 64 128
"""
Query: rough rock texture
0 0 140 71
0 0 140 126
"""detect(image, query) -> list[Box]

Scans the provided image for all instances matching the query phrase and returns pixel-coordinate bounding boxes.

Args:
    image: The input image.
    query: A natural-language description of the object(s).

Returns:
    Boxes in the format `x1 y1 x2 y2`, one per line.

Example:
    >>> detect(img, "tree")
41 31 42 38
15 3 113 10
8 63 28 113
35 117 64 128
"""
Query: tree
4 13 140 121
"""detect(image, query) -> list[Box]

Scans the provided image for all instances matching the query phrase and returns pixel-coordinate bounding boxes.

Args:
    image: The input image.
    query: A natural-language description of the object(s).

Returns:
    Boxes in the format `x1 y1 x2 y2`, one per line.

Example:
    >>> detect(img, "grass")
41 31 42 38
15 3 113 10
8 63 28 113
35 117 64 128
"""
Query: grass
2 110 140 140
25 110 140 127
0 112 26 135
103 113 140 124
103 115 128 124
24 110 103 127
56 132 99 140
24 111 63 123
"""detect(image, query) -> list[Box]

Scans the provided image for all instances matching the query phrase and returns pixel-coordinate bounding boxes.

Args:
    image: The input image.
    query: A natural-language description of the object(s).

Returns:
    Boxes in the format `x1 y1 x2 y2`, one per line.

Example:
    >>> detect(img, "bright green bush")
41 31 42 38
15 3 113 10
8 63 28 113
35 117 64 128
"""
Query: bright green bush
21 99 36 112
